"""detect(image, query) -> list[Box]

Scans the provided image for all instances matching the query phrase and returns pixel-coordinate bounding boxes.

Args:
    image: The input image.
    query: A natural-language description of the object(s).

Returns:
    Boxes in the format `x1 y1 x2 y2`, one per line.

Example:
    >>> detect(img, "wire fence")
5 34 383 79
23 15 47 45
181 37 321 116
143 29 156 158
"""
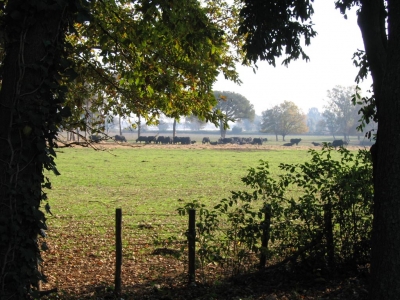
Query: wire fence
40 208 261 295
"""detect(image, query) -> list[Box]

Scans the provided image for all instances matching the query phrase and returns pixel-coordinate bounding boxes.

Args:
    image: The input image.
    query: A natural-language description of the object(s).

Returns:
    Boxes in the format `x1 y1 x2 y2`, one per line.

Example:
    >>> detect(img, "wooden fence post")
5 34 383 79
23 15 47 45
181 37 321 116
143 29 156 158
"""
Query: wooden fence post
188 209 196 285
115 208 122 296
260 204 271 268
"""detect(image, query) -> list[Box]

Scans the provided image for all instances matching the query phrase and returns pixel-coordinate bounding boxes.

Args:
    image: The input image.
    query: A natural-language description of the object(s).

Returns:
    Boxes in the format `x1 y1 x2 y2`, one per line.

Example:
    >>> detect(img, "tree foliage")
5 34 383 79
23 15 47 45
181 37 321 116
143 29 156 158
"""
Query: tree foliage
179 147 373 274
322 86 364 140
260 100 308 141
213 90 255 137
238 0 316 66
62 0 240 134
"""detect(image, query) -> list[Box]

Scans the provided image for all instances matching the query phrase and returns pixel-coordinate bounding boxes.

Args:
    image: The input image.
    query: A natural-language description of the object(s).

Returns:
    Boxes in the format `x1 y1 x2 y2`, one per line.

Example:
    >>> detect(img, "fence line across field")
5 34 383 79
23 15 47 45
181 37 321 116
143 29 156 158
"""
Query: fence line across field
42 208 270 296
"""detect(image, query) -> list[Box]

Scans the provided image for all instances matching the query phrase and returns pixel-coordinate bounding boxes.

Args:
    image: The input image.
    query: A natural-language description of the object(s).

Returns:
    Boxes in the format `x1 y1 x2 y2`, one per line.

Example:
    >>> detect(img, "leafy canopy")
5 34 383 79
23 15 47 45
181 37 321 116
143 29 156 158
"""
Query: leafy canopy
63 0 242 132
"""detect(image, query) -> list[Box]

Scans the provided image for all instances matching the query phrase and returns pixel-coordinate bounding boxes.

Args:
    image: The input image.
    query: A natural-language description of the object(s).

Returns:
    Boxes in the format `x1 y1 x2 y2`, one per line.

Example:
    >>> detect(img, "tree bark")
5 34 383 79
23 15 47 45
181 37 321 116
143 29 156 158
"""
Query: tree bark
0 1 69 298
369 1 400 298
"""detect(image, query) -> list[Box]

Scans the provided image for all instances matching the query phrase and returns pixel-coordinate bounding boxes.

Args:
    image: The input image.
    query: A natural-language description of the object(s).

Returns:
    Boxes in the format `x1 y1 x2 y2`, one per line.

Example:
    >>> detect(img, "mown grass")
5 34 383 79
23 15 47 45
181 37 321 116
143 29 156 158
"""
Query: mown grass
45 147 312 218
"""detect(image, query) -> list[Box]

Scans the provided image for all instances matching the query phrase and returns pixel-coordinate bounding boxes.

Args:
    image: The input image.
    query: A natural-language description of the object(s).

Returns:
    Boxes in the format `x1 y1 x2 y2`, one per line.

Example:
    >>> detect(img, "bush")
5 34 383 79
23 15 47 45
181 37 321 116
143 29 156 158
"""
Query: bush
179 146 373 274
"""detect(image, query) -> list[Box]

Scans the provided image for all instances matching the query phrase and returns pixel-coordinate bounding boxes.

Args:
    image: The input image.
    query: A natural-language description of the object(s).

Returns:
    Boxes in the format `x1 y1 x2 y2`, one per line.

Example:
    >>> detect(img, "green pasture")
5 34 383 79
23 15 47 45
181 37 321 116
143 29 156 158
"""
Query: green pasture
43 143 366 240
45 146 312 219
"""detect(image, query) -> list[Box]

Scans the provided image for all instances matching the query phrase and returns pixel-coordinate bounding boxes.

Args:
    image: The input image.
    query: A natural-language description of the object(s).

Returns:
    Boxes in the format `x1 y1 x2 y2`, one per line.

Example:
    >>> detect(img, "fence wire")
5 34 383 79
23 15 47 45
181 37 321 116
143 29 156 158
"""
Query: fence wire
40 210 260 294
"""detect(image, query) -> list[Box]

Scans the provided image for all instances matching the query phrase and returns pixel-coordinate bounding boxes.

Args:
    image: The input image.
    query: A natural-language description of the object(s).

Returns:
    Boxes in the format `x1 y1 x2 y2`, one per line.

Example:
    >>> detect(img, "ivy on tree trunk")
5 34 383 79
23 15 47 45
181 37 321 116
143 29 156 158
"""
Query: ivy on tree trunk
0 0 75 298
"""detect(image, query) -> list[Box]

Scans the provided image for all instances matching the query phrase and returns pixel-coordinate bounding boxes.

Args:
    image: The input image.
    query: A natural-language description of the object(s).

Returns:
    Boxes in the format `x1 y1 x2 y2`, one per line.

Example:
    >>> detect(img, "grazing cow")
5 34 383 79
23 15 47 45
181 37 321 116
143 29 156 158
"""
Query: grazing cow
163 136 172 144
202 137 210 144
173 136 181 144
181 137 191 145
290 138 302 145
147 136 157 143
231 137 241 144
311 142 321 146
115 135 127 142
136 136 148 143
210 141 218 145
90 135 101 143
219 137 233 144
283 142 294 146
191 140 196 144
241 137 253 144
331 139 347 148
157 136 171 144
252 138 263 145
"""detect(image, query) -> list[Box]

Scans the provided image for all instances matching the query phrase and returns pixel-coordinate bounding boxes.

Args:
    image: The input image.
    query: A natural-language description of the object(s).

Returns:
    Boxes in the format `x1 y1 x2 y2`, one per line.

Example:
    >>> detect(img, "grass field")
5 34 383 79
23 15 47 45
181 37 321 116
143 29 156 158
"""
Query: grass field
40 141 369 298
45 145 315 216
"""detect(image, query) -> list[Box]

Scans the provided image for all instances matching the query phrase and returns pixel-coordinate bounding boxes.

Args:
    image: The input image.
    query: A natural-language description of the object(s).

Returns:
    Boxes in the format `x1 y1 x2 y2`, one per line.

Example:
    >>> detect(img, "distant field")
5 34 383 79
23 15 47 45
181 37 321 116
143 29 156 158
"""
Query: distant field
60 131 374 147
45 141 369 218
45 146 313 217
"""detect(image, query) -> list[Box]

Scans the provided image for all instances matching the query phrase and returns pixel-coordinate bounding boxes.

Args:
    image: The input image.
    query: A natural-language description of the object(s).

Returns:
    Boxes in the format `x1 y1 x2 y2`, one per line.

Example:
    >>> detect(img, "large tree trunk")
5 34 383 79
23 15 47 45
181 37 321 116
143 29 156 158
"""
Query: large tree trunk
357 0 400 298
370 1 400 298
0 1 69 298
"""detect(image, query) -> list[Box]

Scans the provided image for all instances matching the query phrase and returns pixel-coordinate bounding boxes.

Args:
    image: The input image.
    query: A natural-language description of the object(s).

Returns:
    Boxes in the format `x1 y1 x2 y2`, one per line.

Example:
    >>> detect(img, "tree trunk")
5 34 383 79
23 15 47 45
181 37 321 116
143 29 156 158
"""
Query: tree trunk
173 119 177 138
138 115 141 138
0 1 69 298
370 2 400 298
219 119 226 138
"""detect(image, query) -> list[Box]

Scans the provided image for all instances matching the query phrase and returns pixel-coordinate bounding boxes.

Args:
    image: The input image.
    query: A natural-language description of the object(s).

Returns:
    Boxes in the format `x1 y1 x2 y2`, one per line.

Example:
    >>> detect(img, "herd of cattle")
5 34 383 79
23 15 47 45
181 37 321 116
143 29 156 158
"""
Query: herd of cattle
90 134 349 148
133 136 268 145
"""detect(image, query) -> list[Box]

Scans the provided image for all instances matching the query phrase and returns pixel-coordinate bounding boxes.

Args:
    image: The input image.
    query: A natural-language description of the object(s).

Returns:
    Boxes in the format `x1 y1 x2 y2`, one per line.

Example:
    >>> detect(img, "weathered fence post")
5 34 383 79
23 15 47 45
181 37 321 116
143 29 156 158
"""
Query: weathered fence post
188 209 196 285
115 208 122 296
260 204 271 268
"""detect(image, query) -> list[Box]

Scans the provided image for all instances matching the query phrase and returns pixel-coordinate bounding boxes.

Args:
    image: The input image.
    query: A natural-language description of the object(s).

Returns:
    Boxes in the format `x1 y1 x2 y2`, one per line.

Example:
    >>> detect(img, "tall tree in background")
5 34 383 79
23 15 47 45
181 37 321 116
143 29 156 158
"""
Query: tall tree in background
306 107 323 134
238 0 399 298
185 114 208 130
322 110 341 139
213 90 255 137
0 0 241 297
323 85 362 141
260 101 308 141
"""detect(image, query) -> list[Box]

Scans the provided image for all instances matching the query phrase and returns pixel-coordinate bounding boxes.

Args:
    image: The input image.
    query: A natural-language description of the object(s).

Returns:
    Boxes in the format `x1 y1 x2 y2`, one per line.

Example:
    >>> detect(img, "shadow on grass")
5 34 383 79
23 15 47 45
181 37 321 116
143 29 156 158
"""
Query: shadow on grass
41 264 369 300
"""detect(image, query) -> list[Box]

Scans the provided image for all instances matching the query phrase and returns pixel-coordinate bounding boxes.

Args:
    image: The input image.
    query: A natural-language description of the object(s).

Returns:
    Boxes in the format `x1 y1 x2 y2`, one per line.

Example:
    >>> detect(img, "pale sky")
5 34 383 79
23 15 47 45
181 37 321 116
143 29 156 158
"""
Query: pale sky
212 1 373 115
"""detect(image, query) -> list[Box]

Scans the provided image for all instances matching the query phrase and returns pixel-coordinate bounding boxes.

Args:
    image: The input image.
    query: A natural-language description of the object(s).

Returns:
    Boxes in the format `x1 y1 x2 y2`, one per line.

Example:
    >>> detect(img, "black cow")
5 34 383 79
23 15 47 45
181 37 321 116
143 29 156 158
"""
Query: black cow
231 137 242 144
219 137 233 144
180 137 191 145
202 137 210 144
90 135 101 143
210 141 218 145
136 136 148 143
173 136 181 144
147 136 157 143
241 137 253 144
331 139 347 148
163 136 172 144
290 138 302 145
115 135 127 142
158 136 172 144
311 142 321 146
252 138 263 145
283 142 294 146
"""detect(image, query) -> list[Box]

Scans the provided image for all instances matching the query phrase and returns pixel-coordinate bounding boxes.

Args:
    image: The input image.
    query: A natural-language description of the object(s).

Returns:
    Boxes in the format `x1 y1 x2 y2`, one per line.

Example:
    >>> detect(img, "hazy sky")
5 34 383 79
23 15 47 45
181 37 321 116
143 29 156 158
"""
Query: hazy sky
212 1 373 115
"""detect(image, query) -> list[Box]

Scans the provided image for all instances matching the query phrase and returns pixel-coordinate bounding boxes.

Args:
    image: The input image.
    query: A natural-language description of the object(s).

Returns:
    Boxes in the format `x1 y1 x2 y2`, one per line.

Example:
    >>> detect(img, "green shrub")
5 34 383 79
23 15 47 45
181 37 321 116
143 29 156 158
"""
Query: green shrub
179 146 373 274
